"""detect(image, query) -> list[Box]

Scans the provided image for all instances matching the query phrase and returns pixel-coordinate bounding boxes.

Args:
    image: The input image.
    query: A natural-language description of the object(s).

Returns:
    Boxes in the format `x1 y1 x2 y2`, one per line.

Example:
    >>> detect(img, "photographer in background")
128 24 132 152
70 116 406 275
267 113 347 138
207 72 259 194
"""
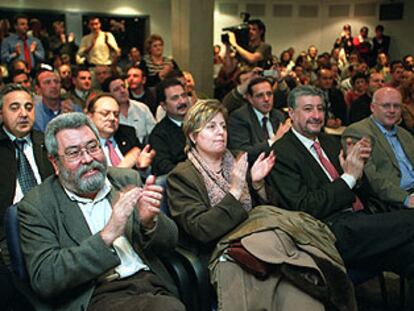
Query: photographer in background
227 19 272 69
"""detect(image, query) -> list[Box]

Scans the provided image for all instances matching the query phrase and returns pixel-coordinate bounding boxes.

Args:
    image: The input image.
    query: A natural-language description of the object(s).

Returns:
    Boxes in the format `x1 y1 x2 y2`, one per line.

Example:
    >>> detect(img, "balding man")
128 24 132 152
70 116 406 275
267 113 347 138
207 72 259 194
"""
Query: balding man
343 87 414 211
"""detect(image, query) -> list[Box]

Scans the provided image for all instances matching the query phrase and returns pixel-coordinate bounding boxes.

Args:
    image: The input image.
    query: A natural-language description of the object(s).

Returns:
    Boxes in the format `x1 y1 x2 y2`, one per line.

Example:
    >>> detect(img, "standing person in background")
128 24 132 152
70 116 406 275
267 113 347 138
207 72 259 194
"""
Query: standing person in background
143 34 179 88
227 19 272 69
49 21 78 64
372 25 390 64
1 14 45 73
353 26 372 65
77 16 121 67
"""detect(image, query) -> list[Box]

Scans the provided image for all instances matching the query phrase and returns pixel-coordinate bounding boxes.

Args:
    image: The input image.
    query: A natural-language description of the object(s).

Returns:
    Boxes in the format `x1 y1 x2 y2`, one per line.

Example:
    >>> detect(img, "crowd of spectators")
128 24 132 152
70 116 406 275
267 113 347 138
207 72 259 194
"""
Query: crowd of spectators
1 12 414 311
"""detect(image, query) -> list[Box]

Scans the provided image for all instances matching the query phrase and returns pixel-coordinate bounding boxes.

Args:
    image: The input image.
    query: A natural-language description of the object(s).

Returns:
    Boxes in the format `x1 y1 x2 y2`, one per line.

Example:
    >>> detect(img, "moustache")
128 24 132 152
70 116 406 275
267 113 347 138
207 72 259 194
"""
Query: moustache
306 118 322 125
76 160 106 179
177 103 188 110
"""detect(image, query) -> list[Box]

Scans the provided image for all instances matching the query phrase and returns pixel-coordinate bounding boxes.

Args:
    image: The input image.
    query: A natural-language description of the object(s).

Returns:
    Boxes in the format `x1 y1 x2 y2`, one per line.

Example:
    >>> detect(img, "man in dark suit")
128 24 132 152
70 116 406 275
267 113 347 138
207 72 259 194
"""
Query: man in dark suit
228 76 289 161
372 25 390 62
0 84 53 310
17 112 185 311
149 79 189 176
343 87 414 211
316 66 348 127
87 93 155 171
268 85 414 310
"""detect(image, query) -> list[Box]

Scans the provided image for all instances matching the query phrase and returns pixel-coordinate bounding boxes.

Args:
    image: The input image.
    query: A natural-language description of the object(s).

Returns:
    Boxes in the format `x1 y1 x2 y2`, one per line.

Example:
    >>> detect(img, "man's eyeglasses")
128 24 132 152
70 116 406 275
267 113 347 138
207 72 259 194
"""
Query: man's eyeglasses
59 140 102 162
376 103 402 110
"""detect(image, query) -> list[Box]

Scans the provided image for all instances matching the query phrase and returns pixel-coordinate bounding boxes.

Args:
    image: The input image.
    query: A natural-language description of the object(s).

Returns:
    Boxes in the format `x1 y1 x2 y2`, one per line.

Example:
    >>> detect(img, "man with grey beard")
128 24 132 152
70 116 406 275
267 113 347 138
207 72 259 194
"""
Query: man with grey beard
17 112 185 311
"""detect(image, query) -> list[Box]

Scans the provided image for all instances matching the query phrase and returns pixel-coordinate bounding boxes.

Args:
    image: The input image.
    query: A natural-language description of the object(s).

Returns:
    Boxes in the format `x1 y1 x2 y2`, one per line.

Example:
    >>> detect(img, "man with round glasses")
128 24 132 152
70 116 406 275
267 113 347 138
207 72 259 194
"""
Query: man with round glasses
87 93 155 172
343 86 414 211
17 112 184 311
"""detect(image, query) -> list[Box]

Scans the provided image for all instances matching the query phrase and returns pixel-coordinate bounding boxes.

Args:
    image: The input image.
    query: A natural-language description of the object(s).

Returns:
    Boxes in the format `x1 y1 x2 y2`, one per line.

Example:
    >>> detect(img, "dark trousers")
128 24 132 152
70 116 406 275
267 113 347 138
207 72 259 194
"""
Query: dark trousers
329 209 414 310
87 270 185 311
0 262 32 311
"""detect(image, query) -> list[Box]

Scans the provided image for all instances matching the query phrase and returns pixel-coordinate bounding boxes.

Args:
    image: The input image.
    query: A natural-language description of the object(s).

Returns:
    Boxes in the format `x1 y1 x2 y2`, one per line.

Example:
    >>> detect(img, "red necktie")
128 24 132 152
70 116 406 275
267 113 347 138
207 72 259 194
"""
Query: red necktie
313 141 364 212
106 139 121 167
262 117 269 140
23 39 32 71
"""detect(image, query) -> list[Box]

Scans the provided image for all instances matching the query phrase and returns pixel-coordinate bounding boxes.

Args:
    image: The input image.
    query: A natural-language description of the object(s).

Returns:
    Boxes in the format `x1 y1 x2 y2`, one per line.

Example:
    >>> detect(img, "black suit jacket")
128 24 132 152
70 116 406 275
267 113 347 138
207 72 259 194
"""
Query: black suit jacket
268 130 356 222
149 116 186 176
113 124 143 155
228 105 285 161
0 128 54 244
323 88 348 126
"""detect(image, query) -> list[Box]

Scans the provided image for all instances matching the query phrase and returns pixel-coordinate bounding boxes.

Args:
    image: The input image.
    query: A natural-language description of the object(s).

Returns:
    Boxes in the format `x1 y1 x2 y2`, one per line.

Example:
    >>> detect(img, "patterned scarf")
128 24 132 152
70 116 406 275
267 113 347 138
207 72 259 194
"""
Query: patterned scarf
188 149 252 211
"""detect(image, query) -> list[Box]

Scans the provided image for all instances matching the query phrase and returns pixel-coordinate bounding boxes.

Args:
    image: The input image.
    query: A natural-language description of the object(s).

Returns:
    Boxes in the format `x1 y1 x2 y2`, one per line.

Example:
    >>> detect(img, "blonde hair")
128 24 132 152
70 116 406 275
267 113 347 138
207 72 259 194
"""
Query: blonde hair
183 99 228 152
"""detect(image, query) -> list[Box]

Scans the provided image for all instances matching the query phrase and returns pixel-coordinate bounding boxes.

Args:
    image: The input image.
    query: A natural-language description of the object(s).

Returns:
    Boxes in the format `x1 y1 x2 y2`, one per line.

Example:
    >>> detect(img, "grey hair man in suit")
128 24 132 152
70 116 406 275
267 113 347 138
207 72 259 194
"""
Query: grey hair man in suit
343 87 414 211
17 112 185 311
269 85 414 310
0 83 53 310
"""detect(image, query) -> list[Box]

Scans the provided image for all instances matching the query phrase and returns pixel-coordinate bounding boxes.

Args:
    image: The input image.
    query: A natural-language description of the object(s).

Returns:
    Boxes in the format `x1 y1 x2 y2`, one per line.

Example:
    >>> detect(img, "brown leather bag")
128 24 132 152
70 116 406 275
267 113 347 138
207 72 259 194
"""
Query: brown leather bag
226 241 270 280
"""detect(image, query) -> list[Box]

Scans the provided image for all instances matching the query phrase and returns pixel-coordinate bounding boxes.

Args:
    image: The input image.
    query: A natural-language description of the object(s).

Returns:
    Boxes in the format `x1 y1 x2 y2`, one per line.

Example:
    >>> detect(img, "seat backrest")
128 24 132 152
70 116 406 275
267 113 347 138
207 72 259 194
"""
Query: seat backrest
4 204 28 280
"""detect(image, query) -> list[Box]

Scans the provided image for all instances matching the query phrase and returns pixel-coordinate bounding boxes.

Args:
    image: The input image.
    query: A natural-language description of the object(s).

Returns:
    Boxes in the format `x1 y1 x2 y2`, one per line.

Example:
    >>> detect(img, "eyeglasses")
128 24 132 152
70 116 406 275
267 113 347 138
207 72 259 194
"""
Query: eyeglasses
253 91 273 100
93 110 120 118
376 103 402 110
59 140 102 162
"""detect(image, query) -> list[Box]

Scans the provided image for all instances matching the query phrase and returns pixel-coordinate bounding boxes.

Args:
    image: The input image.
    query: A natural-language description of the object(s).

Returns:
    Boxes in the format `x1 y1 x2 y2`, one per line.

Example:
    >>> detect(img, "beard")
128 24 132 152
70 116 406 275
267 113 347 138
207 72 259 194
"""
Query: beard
58 158 108 196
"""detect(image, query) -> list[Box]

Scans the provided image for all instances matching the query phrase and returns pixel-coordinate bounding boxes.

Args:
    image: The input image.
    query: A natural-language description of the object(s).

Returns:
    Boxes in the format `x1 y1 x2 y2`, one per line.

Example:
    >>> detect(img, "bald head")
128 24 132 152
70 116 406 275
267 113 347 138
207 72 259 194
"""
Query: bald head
371 87 402 130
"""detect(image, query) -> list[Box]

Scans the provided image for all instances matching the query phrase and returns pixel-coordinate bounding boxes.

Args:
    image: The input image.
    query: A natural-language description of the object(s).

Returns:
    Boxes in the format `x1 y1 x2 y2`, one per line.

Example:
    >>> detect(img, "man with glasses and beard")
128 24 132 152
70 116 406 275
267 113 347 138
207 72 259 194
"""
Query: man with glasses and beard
17 112 185 311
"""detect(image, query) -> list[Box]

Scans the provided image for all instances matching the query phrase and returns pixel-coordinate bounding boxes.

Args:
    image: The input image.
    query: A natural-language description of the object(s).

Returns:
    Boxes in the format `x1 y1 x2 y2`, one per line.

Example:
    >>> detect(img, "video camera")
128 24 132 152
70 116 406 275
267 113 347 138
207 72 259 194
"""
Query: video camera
221 12 250 49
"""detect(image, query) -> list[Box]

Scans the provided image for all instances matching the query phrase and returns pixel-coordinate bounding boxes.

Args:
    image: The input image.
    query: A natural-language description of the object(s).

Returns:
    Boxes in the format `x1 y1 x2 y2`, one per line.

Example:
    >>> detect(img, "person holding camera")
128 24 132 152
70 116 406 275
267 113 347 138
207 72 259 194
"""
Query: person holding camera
227 19 272 69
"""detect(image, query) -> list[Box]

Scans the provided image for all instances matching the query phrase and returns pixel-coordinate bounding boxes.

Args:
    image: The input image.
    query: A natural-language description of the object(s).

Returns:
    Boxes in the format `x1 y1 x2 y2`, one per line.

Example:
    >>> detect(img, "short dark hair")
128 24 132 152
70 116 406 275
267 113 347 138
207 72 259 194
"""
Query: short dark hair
72 66 90 78
88 16 100 23
101 76 122 93
13 14 28 26
248 19 266 40
0 83 32 109
390 60 404 73
126 64 147 78
375 25 384 32
86 93 119 113
246 77 272 96
10 69 29 81
351 72 368 86
156 78 184 104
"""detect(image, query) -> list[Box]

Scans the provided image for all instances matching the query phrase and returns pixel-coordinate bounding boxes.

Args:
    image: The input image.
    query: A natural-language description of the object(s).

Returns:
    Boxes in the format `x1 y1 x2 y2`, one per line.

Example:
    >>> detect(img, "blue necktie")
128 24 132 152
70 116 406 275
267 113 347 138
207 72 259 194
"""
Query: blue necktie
14 139 38 194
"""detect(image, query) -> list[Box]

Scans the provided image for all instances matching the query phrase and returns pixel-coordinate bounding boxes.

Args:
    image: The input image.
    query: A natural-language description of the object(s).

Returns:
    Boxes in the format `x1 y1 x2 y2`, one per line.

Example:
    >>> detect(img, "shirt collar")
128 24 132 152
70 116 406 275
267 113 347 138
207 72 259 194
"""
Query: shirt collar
64 178 112 204
291 127 318 151
252 107 270 122
2 126 32 145
168 116 183 127
370 116 397 136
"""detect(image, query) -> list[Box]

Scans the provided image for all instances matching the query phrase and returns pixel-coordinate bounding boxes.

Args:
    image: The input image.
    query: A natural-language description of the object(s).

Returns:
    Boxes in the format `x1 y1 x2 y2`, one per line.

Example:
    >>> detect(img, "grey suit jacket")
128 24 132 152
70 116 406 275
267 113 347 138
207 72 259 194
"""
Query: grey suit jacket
18 167 178 311
228 105 285 161
342 117 414 207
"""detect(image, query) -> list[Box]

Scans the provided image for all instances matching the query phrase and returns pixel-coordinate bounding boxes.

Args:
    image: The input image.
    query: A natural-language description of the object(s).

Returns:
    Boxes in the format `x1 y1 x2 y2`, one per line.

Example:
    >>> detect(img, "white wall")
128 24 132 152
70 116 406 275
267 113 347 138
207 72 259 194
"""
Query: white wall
0 0 173 55
214 0 414 61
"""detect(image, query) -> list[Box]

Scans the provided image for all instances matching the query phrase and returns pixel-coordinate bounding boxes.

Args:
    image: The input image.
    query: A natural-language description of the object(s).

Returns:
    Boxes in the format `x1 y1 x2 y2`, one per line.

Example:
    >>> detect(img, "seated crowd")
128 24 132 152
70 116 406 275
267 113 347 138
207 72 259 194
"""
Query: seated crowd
1 13 414 311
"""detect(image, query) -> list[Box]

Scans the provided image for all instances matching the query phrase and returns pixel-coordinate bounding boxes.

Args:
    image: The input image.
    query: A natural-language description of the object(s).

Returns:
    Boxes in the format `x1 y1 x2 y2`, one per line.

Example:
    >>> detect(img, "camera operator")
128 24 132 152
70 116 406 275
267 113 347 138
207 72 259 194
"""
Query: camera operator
227 19 272 69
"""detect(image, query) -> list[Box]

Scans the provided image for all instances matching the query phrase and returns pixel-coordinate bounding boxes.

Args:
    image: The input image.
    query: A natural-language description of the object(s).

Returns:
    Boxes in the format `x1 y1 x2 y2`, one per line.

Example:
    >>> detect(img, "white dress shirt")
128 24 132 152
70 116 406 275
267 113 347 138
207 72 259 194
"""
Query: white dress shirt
291 128 356 189
65 179 149 278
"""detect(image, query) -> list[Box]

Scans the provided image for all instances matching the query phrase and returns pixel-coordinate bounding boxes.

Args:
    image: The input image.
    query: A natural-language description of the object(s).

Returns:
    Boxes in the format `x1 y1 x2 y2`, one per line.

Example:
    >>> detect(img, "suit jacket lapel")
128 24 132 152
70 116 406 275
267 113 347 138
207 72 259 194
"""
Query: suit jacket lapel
287 131 333 183
54 179 92 245
247 106 267 141
31 131 51 180
368 119 400 170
